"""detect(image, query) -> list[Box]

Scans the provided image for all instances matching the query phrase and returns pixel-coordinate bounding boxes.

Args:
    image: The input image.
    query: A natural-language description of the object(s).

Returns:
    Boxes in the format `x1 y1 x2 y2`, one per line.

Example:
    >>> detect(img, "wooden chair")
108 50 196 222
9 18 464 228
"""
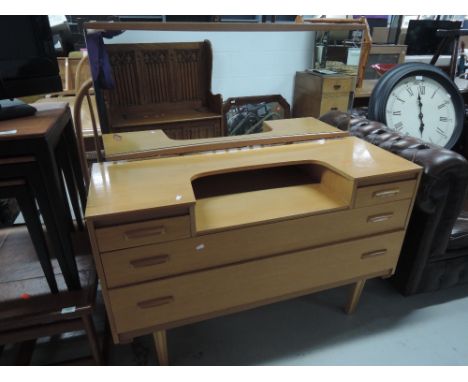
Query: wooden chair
0 226 102 365
74 78 102 188
99 40 223 139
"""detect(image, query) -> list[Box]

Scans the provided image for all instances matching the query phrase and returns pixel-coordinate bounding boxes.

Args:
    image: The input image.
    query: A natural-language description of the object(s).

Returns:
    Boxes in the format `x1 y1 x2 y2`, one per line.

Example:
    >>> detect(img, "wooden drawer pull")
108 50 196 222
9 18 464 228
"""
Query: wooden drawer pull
373 189 400 198
367 213 393 223
137 296 174 309
130 254 170 268
361 249 387 259
124 226 166 240
333 84 341 90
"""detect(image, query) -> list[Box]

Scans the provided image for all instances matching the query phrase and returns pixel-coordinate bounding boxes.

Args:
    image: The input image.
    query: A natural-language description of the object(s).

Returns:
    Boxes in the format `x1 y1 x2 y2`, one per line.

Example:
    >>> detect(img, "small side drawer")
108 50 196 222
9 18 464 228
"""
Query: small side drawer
95 215 191 252
355 180 417 208
322 77 353 94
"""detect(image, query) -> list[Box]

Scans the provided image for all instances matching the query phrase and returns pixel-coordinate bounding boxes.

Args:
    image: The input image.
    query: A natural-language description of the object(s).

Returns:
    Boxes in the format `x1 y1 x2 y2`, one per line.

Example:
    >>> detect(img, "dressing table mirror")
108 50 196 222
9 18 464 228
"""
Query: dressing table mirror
83 20 365 160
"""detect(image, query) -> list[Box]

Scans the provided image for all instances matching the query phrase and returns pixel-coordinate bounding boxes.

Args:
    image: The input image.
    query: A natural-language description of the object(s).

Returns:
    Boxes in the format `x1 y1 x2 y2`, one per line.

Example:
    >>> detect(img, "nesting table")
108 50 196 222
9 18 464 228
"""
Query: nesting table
0 102 86 290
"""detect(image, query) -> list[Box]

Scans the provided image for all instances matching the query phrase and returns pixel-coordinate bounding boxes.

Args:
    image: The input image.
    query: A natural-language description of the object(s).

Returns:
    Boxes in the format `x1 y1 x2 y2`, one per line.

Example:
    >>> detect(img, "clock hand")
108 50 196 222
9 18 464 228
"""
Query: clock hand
417 92 425 137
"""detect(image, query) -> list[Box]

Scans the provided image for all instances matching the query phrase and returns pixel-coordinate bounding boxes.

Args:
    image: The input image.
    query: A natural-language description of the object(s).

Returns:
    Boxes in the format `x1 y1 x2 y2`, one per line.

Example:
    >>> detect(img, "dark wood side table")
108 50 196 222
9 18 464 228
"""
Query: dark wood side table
0 103 86 290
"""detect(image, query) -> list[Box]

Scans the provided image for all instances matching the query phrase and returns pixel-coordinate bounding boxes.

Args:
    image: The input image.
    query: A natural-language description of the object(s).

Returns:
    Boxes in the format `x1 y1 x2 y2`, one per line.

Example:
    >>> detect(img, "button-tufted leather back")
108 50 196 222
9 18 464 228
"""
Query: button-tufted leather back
320 110 468 294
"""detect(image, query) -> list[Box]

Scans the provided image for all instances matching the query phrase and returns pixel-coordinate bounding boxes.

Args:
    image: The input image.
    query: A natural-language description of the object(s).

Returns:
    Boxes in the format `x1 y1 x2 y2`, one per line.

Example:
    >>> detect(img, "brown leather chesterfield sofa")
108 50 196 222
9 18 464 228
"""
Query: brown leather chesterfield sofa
320 110 468 295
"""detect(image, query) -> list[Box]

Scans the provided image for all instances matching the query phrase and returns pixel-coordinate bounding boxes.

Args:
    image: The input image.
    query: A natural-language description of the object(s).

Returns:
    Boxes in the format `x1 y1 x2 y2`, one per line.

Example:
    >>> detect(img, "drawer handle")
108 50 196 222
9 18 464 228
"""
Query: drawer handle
330 107 338 110
367 213 393 223
130 254 170 268
361 249 387 259
137 296 174 309
373 189 400 198
124 226 166 240
333 84 341 90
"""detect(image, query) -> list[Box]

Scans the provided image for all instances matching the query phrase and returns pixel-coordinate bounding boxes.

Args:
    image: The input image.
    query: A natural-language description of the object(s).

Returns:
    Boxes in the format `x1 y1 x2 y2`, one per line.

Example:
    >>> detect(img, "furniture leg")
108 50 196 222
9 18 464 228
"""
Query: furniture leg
15 339 36 366
54 152 75 232
63 120 87 209
15 188 60 294
152 330 169 366
345 279 366 315
37 144 81 290
56 134 84 230
0 183 59 293
81 315 103 365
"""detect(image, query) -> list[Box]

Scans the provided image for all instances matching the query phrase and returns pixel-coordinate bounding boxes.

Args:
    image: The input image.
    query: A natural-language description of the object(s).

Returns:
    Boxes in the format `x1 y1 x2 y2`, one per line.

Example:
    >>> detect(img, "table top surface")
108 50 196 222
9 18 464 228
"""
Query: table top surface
86 135 421 220
102 117 349 160
0 102 69 140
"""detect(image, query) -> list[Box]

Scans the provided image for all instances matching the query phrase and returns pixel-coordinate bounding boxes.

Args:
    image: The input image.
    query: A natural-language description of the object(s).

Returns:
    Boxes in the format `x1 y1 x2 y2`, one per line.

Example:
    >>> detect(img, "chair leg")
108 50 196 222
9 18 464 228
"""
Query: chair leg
81 315 103 365
345 279 366 315
64 119 88 205
15 339 36 366
56 138 84 231
101 312 112 365
153 330 169 366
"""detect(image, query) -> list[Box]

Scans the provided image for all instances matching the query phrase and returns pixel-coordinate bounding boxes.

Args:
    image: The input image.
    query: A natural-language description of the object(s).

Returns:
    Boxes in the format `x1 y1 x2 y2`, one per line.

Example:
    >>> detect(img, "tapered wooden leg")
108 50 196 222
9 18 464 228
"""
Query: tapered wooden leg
153 330 169 366
345 279 366 315
82 315 103 365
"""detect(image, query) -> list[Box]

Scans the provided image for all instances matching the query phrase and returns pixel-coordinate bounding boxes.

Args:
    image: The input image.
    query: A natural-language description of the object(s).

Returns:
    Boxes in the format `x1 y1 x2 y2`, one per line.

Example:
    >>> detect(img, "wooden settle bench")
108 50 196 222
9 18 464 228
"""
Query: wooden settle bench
101 40 224 139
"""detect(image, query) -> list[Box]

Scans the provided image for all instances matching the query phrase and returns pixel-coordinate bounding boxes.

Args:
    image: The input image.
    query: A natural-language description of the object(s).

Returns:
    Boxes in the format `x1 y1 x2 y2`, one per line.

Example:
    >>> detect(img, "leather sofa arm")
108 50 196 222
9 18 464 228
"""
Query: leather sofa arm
320 111 468 294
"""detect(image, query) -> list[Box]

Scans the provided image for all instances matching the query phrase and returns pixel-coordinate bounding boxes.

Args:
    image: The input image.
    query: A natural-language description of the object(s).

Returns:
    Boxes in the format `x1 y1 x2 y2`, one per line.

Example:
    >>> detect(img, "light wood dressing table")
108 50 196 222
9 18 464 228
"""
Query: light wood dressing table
85 121 421 365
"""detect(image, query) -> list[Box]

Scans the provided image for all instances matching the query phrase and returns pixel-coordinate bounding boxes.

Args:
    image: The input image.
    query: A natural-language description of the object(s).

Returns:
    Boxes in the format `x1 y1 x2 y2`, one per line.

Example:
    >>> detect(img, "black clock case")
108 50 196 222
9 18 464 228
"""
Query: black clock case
368 62 465 149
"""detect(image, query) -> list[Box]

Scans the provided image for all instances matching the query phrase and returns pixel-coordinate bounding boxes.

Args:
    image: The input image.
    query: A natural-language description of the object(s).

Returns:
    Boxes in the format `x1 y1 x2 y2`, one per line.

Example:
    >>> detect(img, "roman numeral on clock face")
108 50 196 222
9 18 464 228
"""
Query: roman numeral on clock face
440 117 448 122
392 111 401 116
394 122 403 130
438 101 449 109
406 87 414 96
393 94 405 103
436 127 447 138
419 85 425 95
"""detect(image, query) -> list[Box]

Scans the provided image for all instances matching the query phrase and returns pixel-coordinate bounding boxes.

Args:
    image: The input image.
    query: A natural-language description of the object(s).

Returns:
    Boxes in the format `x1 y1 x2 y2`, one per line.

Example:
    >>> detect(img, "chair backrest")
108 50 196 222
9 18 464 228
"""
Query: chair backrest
74 55 92 95
102 40 214 121
73 78 102 188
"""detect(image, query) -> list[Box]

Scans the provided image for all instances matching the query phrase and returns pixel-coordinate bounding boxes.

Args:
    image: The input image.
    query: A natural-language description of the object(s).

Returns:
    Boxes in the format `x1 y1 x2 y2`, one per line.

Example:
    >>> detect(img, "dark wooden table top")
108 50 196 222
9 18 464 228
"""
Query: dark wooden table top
0 102 69 140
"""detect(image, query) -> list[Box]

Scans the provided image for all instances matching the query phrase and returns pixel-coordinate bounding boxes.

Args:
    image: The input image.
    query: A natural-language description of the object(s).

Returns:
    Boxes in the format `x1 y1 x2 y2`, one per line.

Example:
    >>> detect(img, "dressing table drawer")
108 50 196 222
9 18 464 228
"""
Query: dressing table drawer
108 231 405 334
101 199 412 288
354 180 417 208
95 215 191 252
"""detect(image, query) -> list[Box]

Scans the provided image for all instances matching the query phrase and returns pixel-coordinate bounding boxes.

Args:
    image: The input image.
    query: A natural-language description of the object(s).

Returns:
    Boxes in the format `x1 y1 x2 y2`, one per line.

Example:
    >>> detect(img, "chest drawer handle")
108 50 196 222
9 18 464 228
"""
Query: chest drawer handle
361 249 387 259
333 84 341 90
130 254 170 268
367 213 393 223
137 296 174 309
124 226 166 240
373 189 400 198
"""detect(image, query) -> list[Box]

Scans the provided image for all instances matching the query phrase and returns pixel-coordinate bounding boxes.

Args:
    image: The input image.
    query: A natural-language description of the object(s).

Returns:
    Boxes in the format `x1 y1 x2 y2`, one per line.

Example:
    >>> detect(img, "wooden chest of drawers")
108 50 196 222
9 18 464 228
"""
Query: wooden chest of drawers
85 126 421 365
292 71 355 118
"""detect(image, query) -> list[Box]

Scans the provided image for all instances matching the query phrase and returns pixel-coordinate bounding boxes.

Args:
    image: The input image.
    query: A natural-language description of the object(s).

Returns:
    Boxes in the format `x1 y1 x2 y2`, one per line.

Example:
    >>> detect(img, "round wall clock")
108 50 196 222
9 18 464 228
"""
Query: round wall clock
368 62 464 149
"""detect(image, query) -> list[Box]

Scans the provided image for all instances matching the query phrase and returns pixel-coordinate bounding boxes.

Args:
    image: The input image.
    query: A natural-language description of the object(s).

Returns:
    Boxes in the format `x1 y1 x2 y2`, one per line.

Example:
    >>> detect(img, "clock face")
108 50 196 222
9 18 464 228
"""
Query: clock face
384 76 457 146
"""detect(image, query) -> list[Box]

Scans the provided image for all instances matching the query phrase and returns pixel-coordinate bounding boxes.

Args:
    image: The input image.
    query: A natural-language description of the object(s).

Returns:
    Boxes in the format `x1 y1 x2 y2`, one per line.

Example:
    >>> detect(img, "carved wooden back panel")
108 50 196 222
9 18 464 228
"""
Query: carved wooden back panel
104 41 212 112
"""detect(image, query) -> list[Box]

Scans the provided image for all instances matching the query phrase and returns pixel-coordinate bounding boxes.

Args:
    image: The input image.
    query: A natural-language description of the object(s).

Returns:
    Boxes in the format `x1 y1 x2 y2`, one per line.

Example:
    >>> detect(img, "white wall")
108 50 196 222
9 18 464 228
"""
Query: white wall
105 30 315 106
